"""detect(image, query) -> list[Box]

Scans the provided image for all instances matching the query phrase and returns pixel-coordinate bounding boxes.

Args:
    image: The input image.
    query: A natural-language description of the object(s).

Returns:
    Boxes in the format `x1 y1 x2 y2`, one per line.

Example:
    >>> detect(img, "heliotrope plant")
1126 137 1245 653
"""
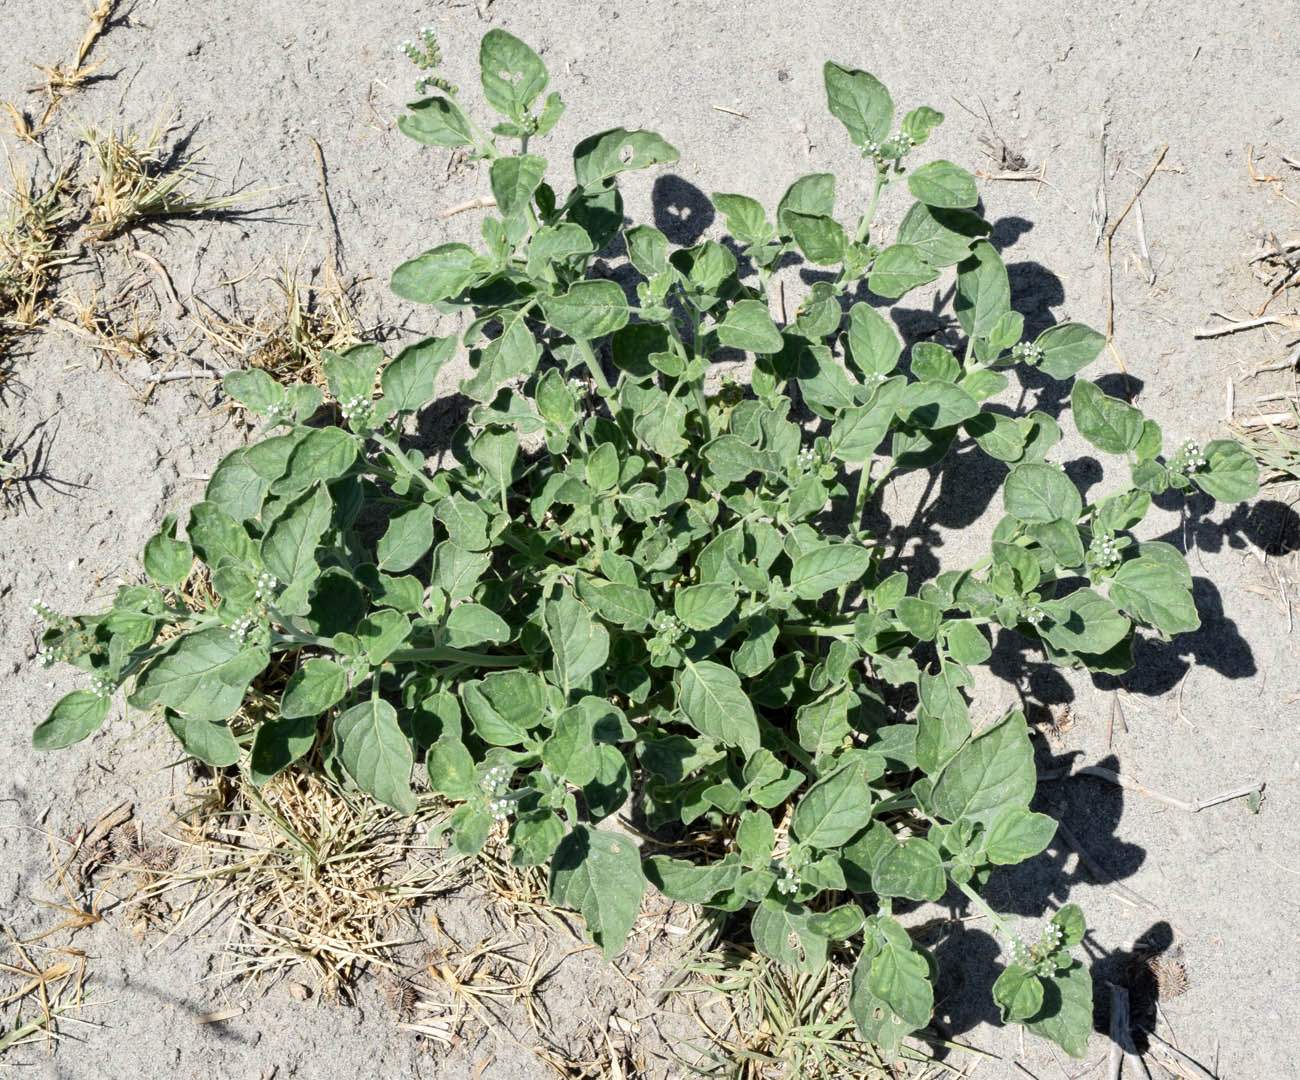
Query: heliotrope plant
32 29 1259 1060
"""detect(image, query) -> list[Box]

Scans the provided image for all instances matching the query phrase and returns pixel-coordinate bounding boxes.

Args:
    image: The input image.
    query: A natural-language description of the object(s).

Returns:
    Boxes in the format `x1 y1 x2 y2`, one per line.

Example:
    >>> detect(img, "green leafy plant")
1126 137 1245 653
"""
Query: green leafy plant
31 29 1260 1061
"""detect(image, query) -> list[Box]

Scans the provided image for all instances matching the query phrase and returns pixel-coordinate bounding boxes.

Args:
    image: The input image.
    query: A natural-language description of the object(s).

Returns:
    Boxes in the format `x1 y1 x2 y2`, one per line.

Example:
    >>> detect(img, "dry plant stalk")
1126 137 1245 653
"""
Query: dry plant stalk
192 260 362 389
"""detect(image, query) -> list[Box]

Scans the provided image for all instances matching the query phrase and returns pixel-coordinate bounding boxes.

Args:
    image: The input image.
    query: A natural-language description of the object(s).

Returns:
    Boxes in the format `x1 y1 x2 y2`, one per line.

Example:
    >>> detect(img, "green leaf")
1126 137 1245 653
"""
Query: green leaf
187 501 256 569
549 825 645 959
677 659 760 755
509 810 565 867
994 965 1045 1022
33 691 112 750
1034 322 1105 380
791 760 872 848
867 917 934 1029
901 105 944 146
1110 557 1199 636
874 838 946 900
1023 961 1093 1058
785 211 848 265
143 515 193 587
545 588 609 695
807 904 866 940
907 160 978 208
357 608 411 663
899 380 980 429
1071 380 1144 454
868 243 940 299
984 807 1058 865
528 223 595 278
585 441 619 492
432 542 490 603
711 192 773 248
129 627 267 725
261 484 331 587
274 427 358 493
463 307 542 401
249 713 317 784
462 671 546 746
955 240 1010 340
1003 463 1082 524
489 153 547 219
931 710 1036 826
1193 439 1259 503
377 503 435 573
382 335 455 415
717 300 783 354
896 202 989 267
822 62 893 148
280 658 347 719
399 96 473 147
427 735 478 799
789 544 872 599
644 855 744 903
945 620 991 665
752 901 828 973
445 603 511 647
391 243 482 304
222 368 285 414
205 449 270 522
1053 904 1087 947
845 302 901 376
166 712 241 767
542 706 599 785
541 279 630 339
333 698 416 814
777 173 836 233
966 411 1026 462
470 428 518 495
572 128 679 189
576 575 654 630
632 393 688 458
673 583 737 631
479 29 548 120
1040 588 1131 654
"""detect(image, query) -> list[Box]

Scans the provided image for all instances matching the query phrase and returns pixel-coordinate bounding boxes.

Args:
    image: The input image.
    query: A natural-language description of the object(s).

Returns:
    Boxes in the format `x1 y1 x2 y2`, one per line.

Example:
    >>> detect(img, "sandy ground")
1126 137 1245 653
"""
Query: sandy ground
2 1 1299 1076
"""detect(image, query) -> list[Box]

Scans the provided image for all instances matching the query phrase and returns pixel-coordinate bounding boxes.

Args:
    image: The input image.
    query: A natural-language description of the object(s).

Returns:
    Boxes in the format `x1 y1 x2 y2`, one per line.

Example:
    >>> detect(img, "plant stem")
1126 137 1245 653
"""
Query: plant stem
957 880 1016 940
370 431 436 494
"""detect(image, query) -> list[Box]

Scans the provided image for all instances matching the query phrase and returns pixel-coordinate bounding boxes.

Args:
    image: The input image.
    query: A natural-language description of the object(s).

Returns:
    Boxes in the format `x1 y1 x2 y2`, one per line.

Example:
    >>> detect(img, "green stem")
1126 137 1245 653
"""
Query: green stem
957 880 1016 940
388 645 527 667
855 168 888 245
574 337 613 398
370 431 436 494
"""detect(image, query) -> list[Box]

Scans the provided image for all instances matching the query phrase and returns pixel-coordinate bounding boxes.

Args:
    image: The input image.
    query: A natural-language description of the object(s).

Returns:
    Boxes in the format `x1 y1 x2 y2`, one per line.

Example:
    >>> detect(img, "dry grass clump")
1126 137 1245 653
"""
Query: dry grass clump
193 259 363 389
80 114 252 242
3 0 117 143
0 162 74 330
131 769 454 1000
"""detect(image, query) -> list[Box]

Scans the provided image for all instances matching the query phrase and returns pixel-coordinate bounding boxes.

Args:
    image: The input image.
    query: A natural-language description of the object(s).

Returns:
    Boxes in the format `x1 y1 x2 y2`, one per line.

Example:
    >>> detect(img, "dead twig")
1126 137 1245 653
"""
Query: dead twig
440 196 497 219
1139 1029 1219 1080
309 137 344 273
1106 144 1168 344
1039 764 1263 813
1051 811 1157 911
1193 313 1300 338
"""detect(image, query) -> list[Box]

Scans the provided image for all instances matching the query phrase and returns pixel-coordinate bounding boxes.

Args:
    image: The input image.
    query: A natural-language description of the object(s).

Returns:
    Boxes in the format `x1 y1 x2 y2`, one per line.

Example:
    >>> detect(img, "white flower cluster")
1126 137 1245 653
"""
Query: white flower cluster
227 611 259 644
1042 921 1065 949
1024 605 1045 627
89 673 113 700
1174 437 1207 474
1011 342 1044 364
797 447 817 469
481 764 513 821
254 571 278 601
265 400 290 423
338 394 371 426
654 612 685 644
863 133 916 159
775 862 802 896
1090 530 1120 568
